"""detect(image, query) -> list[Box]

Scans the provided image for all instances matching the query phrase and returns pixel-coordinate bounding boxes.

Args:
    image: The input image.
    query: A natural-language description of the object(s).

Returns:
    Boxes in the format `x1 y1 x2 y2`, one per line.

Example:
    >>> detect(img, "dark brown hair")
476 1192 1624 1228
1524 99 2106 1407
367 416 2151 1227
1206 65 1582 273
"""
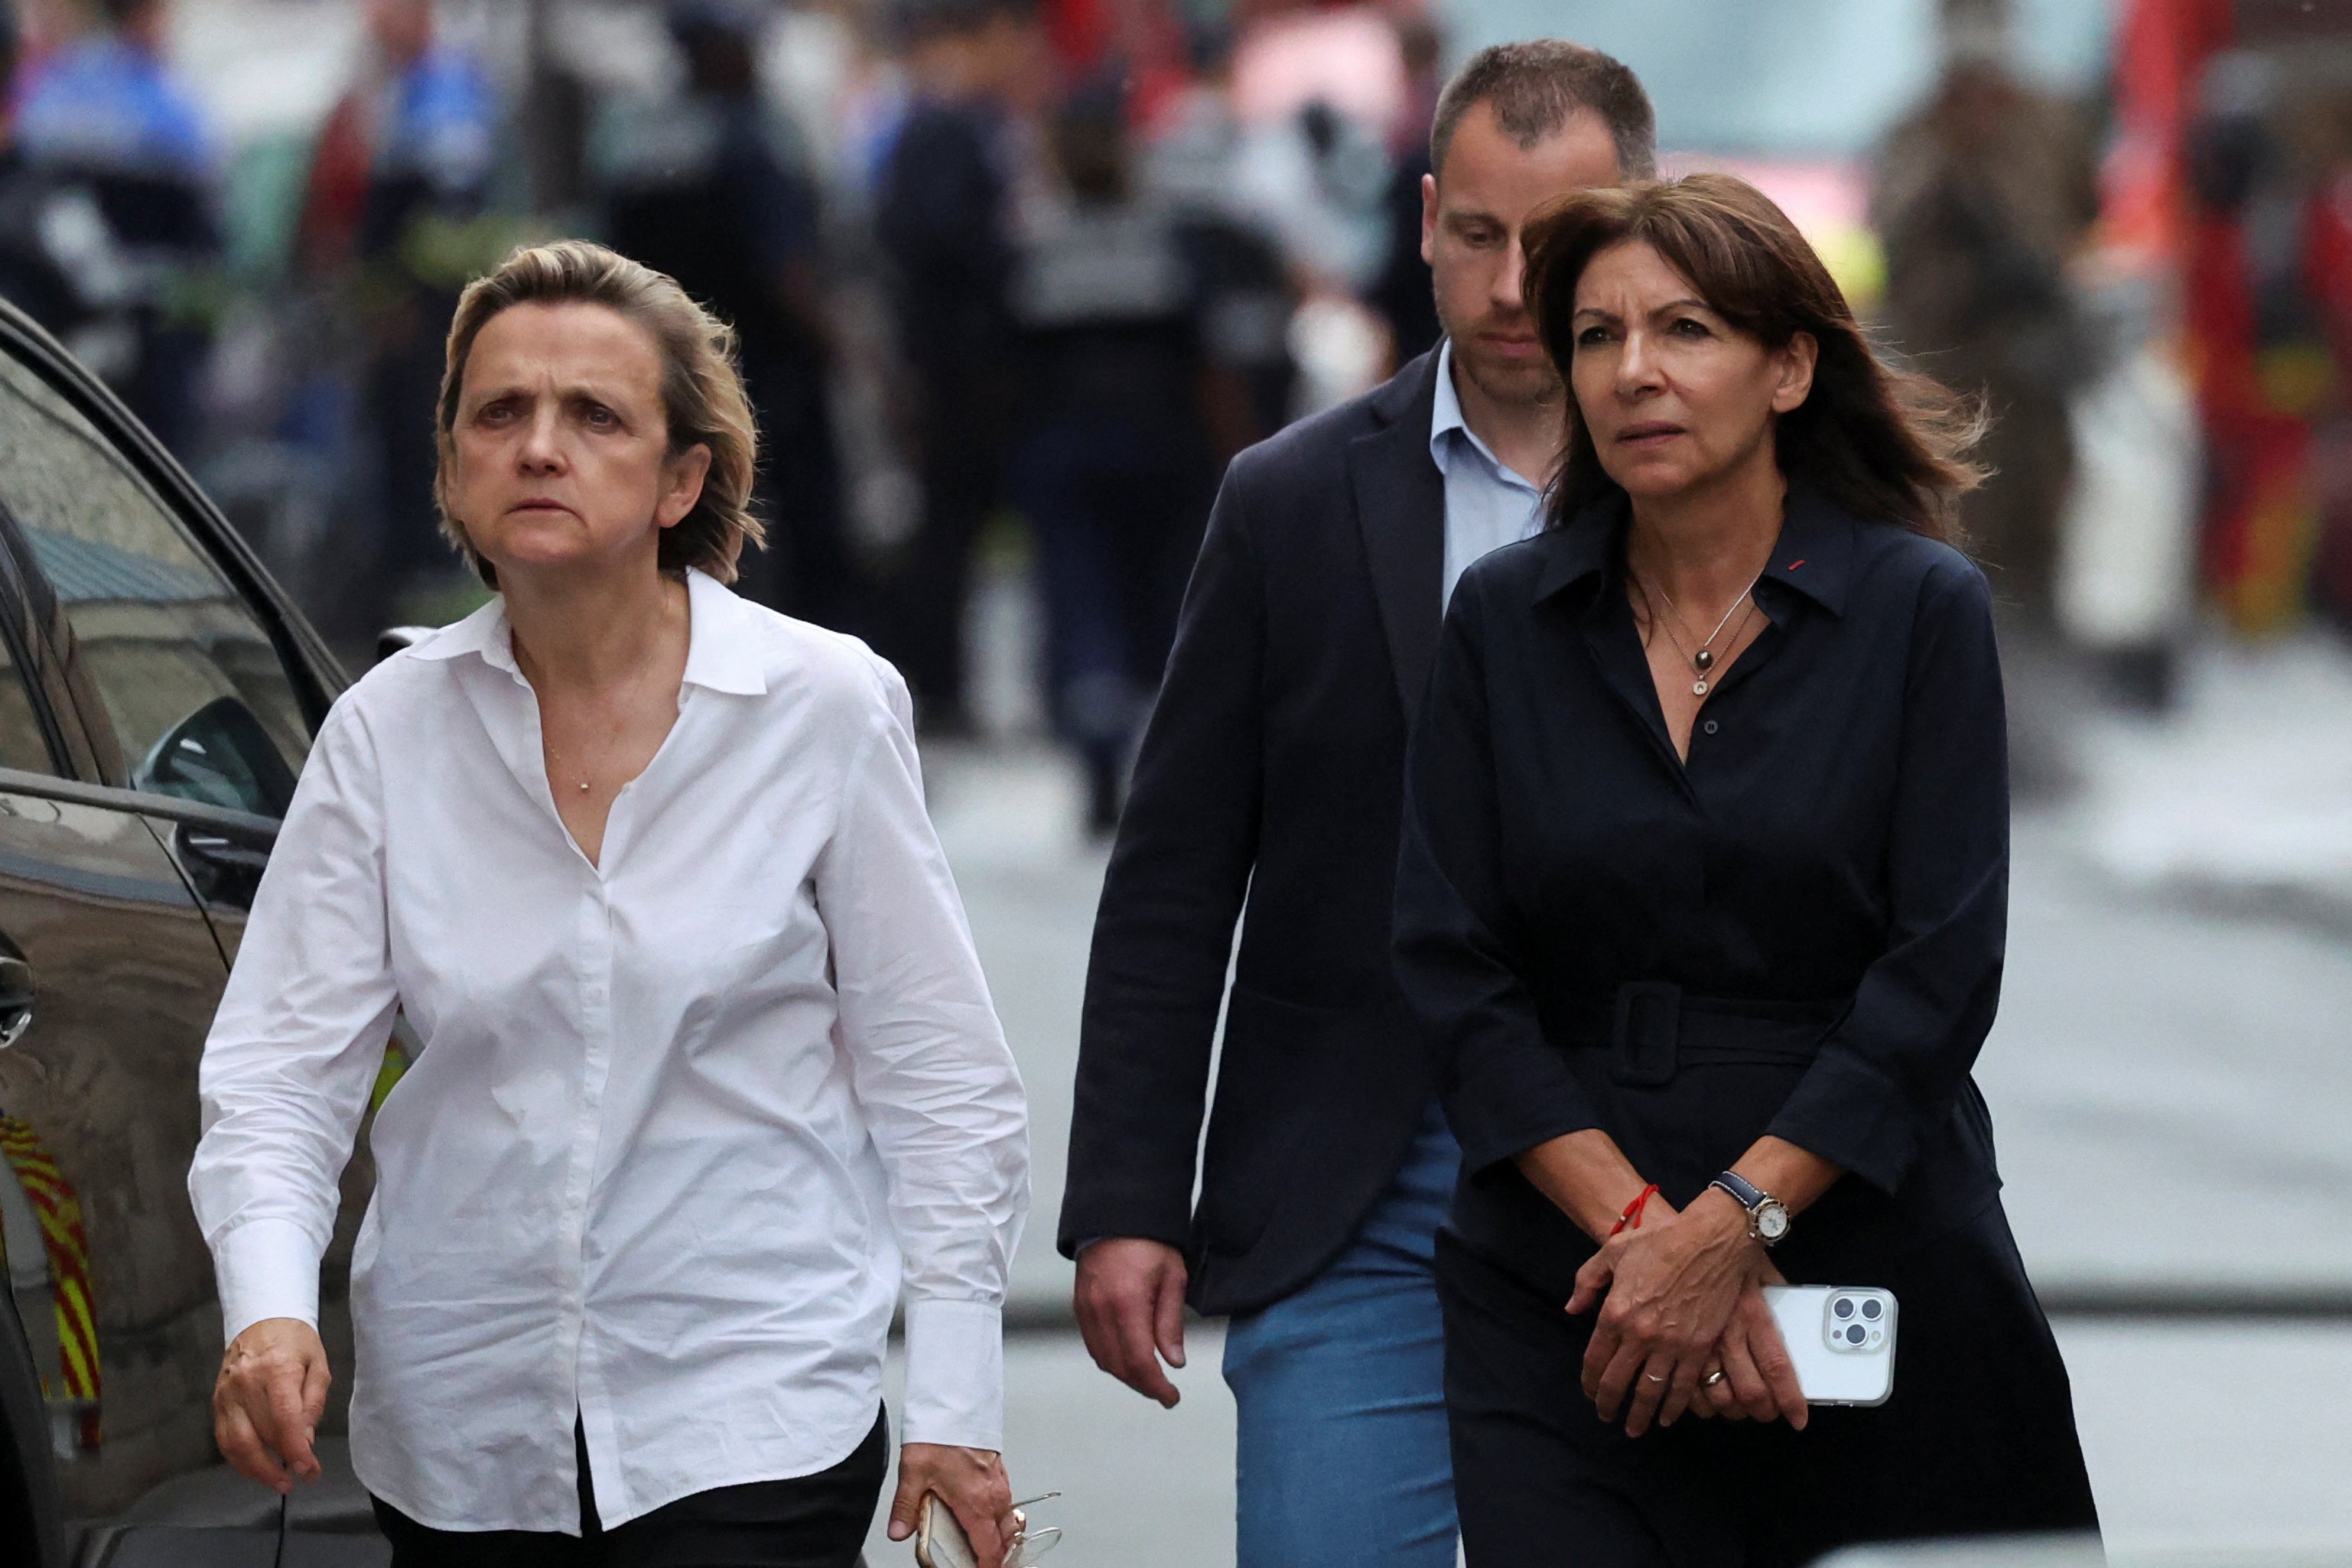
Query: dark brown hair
435 240 763 587
1526 174 1984 540
1431 41 1656 185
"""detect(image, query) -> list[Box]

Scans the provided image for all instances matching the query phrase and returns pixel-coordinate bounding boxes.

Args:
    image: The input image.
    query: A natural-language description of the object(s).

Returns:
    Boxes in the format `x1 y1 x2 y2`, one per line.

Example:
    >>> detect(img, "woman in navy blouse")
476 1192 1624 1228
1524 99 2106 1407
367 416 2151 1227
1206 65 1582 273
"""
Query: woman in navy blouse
1393 174 2099 1563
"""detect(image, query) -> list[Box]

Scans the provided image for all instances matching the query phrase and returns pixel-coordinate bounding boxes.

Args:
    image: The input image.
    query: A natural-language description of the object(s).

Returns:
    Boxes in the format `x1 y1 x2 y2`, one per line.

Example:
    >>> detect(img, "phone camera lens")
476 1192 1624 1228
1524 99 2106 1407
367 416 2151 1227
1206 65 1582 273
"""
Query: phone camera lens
1860 1299 1882 1320
1832 1298 1855 1319
1846 1324 1867 1345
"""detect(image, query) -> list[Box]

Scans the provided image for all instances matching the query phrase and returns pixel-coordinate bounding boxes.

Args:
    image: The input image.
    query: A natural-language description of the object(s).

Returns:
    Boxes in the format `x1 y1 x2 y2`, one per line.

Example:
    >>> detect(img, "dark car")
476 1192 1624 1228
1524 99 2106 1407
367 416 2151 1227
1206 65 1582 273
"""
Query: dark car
0 294 369 1566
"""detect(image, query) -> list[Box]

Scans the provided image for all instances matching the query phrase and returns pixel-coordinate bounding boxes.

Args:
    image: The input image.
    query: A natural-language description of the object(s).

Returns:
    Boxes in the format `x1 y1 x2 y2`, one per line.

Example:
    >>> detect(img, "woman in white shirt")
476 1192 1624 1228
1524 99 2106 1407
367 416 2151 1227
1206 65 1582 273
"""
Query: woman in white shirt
189 240 1032 1568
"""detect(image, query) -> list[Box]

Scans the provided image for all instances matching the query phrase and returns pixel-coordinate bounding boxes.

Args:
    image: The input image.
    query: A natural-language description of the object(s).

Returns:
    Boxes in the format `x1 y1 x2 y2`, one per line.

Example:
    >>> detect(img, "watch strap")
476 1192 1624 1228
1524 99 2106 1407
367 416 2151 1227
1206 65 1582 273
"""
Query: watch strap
1710 1170 1768 1212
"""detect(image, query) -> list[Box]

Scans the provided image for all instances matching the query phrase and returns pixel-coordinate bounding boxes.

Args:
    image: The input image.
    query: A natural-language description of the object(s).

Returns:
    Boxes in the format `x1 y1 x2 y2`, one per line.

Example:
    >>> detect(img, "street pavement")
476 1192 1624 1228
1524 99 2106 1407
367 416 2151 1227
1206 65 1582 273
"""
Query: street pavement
893 615 2352 1565
858 1319 2352 1567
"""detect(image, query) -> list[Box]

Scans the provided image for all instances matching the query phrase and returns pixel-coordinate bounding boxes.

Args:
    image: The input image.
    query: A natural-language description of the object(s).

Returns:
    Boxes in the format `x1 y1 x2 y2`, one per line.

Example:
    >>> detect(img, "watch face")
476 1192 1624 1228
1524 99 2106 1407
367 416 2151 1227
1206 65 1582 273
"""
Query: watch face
1756 1202 1791 1243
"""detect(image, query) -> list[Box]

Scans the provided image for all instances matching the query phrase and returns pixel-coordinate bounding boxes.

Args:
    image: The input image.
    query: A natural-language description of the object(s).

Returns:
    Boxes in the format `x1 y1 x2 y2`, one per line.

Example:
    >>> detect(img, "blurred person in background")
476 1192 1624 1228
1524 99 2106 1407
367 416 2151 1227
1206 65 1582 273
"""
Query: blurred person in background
13 0 217 457
1137 23 1298 438
603 0 853 634
1062 42 1650 1568
2181 50 2350 636
1222 1 1404 417
0 1 91 333
1369 11 1446 368
873 0 1039 734
1233 94 1391 304
2296 84 2352 629
1872 0 2098 625
297 0 496 642
1007 86 1249 833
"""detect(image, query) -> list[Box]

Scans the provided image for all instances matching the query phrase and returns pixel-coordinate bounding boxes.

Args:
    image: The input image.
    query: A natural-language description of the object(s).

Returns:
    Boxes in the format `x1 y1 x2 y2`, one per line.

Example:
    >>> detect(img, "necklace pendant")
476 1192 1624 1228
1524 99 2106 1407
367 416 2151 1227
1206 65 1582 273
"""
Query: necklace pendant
1693 678 1710 697
579 782 590 792
1694 649 1713 671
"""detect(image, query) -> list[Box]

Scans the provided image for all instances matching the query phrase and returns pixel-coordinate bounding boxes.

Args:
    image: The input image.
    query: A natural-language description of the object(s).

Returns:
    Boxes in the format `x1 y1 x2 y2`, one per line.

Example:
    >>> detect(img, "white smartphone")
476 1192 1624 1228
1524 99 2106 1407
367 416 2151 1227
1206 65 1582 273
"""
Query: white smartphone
1762 1284 1898 1407
915 1495 978 1568
914 1494 1061 1568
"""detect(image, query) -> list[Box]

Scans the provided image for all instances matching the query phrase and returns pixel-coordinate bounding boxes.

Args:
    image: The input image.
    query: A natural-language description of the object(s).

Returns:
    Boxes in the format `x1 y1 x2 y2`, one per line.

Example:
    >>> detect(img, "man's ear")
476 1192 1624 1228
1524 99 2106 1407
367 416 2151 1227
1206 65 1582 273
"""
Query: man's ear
1420 172 1439 267
1771 332 1819 415
657 444 714 531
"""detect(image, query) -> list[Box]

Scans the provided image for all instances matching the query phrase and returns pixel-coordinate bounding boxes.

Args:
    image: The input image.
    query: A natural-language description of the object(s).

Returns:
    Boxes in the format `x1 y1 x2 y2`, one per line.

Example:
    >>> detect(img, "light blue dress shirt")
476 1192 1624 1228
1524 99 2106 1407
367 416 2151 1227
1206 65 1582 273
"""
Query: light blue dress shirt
1430 340 1549 607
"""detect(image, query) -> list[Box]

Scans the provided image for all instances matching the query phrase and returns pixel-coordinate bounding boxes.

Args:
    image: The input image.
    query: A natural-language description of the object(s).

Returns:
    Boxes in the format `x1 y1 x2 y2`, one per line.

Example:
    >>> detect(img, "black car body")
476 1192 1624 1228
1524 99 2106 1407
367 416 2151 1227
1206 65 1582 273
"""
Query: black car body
0 294 356 1566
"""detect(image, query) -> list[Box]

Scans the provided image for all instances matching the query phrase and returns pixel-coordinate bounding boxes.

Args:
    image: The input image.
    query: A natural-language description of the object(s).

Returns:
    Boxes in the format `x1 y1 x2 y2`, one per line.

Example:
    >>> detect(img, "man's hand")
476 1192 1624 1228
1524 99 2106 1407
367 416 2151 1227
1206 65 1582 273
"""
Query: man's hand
213 1317 330 1492
887 1443 1019 1568
1072 1238 1188 1407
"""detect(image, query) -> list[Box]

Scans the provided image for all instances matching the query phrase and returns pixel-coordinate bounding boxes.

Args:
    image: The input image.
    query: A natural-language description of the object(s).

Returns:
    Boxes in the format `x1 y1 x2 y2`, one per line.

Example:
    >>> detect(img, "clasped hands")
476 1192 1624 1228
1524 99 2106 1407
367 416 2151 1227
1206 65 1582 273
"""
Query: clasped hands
1567 1186 1807 1438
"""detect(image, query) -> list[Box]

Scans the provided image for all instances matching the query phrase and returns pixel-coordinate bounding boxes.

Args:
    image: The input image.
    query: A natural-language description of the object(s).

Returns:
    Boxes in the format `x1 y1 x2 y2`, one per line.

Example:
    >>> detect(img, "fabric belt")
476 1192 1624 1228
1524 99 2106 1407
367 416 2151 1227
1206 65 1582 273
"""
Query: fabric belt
1554 982 1840 1087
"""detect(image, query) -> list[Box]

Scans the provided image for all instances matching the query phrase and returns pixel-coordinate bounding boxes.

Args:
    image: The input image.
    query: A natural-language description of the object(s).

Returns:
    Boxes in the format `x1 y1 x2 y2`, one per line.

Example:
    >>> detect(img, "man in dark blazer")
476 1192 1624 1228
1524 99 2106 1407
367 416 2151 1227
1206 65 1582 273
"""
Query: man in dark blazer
1061 41 1657 1568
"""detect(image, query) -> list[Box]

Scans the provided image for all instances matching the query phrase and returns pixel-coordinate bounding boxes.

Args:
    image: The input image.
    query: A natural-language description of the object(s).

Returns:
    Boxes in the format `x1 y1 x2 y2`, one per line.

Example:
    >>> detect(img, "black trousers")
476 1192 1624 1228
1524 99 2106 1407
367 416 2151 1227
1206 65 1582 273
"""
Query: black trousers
371 1407 888 1568
1438 1203 2100 1566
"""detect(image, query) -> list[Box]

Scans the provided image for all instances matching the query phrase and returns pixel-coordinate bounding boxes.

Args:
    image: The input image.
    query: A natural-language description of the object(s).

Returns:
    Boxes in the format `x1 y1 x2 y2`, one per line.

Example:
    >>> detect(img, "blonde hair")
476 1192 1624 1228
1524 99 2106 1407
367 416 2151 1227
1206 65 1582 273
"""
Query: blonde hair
434 240 763 585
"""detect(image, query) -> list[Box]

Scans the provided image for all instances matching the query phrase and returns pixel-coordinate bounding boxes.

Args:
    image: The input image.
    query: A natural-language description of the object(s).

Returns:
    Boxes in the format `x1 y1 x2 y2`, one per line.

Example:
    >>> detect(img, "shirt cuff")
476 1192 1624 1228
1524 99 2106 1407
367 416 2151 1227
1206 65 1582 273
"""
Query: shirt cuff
211 1216 324 1342
902 1296 1004 1451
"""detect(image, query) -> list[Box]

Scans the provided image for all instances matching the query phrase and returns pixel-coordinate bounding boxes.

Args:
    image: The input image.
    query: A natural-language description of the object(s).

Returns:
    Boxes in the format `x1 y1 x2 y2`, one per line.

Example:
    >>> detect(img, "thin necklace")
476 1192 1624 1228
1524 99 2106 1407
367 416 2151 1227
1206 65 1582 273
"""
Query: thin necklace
1637 572 1760 697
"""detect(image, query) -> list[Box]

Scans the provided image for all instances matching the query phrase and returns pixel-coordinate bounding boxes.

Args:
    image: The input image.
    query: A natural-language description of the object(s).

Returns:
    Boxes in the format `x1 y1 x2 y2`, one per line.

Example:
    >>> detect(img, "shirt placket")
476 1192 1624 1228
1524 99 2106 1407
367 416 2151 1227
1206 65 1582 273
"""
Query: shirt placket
558 857 617 1498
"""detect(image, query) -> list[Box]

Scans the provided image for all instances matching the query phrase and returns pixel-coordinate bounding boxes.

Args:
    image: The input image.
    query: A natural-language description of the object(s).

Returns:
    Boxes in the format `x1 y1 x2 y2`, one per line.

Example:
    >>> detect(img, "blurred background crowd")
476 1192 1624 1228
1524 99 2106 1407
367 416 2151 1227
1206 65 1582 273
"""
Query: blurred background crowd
6 0 2352 834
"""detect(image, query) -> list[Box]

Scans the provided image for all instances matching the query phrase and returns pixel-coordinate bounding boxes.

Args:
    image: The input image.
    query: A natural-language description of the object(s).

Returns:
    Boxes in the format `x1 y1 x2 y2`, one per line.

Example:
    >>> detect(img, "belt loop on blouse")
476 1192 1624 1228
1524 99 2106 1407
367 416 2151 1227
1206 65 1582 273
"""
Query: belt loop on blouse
1610 981 1683 1087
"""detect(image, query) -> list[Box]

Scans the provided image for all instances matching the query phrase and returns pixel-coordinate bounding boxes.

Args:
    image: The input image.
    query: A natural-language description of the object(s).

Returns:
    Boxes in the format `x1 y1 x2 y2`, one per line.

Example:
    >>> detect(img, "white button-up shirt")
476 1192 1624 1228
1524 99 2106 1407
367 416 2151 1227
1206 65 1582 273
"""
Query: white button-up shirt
1431 339 1549 607
189 569 1029 1533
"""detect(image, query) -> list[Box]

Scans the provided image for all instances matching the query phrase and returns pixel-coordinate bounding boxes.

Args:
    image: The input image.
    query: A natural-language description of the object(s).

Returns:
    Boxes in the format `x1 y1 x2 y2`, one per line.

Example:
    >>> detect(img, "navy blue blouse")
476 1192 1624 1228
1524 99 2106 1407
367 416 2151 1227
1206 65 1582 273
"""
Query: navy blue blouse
1394 488 2010 1294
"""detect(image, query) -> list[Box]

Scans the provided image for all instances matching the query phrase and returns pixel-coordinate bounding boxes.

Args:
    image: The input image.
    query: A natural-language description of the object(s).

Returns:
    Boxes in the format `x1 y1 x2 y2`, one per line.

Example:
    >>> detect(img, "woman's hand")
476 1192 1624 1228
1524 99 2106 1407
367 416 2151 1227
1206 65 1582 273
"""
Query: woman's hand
888 1443 1020 1568
1697 1276 1804 1425
1567 1186 1804 1436
213 1317 331 1492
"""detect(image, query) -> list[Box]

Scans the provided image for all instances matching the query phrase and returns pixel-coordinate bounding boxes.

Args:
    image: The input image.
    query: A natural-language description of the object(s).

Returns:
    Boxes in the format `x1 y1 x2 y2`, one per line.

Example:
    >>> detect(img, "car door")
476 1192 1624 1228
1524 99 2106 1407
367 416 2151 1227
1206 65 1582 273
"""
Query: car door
0 317 346 1524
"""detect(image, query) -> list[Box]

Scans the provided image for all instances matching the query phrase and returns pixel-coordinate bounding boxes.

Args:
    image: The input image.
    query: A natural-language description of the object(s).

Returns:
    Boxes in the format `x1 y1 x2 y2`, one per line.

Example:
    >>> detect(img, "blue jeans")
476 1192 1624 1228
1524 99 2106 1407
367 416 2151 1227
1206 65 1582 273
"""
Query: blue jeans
1222 1101 1461 1568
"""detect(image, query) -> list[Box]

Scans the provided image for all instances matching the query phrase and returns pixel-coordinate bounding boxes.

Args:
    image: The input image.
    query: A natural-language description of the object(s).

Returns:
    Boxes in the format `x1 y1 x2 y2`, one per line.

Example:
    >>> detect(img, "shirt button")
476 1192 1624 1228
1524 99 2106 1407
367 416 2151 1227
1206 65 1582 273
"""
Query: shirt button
1703 719 1719 736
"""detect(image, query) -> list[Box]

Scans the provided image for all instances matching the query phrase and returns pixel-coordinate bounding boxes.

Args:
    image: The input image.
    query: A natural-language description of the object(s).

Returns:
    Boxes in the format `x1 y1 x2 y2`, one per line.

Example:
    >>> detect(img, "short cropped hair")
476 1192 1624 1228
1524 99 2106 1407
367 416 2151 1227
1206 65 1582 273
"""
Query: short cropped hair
434 240 763 587
1431 41 1657 185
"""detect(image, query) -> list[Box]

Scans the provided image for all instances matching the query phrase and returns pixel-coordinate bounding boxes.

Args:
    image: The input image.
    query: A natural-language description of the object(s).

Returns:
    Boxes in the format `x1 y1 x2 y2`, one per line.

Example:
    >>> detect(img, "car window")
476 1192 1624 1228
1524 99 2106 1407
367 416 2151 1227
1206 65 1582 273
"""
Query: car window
0 626 56 776
0 352 310 815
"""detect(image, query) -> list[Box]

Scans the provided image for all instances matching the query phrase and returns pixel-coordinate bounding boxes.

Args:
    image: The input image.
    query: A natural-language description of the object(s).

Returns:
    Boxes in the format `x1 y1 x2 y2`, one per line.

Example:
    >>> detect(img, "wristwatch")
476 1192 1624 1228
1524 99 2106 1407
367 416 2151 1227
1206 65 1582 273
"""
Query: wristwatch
1710 1169 1791 1248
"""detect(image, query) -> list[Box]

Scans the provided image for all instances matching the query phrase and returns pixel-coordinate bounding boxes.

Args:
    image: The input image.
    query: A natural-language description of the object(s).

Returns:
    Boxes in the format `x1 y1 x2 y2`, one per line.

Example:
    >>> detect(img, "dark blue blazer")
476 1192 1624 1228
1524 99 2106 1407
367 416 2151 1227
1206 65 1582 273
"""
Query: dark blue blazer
1058 349 1450 1314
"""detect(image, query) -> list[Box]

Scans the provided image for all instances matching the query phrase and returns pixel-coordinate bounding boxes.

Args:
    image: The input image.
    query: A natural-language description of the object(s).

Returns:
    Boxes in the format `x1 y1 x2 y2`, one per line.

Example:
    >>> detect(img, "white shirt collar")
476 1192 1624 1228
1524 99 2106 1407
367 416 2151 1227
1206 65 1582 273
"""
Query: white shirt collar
1428 339 1539 495
408 567 769 696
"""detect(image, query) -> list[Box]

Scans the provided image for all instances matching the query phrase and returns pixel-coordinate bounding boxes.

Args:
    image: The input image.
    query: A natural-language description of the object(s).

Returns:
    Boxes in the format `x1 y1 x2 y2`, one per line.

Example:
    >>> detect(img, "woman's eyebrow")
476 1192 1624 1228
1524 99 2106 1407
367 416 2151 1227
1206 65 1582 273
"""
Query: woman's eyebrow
468 379 634 405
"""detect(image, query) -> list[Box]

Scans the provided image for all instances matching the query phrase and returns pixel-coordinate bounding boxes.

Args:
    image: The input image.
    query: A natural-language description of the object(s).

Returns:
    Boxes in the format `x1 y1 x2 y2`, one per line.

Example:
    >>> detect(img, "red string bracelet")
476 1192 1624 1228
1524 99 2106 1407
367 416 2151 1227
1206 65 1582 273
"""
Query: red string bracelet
1610 1183 1661 1237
